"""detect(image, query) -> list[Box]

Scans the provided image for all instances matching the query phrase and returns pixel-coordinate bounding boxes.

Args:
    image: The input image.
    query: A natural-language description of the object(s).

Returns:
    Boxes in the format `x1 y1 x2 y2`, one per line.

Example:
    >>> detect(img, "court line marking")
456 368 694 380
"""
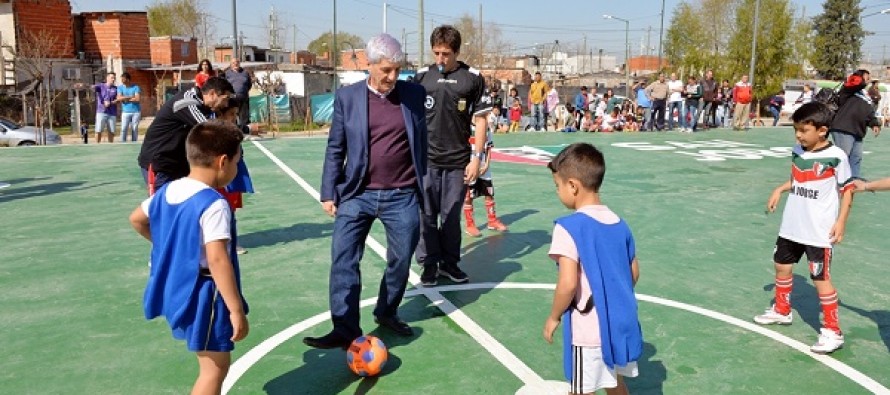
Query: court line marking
229 141 889 395
229 281 890 394
224 141 546 393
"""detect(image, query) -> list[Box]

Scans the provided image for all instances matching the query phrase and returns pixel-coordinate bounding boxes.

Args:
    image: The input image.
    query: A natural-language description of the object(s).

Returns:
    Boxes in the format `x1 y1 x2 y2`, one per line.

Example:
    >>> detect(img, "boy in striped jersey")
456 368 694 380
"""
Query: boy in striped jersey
755 102 855 354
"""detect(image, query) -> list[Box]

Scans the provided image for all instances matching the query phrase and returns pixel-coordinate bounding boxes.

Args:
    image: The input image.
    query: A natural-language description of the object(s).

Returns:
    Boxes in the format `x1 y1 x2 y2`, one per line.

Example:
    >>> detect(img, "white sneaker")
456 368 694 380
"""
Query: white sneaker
754 305 793 325
810 328 844 354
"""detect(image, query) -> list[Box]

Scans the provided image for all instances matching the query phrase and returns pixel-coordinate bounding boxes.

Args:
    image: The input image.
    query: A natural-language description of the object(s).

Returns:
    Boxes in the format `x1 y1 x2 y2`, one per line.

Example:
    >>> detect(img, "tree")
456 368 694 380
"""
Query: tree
664 0 739 79
307 31 364 60
725 0 795 95
10 29 72 142
147 0 214 60
811 0 864 80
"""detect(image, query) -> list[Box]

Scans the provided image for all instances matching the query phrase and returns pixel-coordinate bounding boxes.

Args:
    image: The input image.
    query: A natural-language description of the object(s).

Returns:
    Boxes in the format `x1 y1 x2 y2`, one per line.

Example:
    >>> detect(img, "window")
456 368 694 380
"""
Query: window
181 43 189 57
224 55 231 62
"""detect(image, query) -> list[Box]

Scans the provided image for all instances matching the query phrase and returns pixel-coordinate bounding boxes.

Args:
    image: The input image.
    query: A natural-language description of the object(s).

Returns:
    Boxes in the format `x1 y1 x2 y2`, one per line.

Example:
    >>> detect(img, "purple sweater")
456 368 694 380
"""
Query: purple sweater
365 88 416 190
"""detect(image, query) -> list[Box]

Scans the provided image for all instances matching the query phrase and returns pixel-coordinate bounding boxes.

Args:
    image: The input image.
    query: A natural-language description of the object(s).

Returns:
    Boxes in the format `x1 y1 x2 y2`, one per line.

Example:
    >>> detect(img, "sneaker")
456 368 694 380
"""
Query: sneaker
487 219 508 232
465 225 482 237
420 264 438 286
810 328 844 354
438 263 469 283
753 305 793 325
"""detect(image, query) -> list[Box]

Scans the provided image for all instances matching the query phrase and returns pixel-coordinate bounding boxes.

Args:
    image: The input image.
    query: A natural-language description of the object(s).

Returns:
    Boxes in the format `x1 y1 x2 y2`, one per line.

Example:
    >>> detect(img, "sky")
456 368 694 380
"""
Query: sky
71 0 890 63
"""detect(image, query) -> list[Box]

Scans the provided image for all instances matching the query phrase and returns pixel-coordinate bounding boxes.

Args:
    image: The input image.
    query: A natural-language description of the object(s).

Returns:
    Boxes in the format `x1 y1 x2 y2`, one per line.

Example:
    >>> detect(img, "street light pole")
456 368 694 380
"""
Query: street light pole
604 14 630 98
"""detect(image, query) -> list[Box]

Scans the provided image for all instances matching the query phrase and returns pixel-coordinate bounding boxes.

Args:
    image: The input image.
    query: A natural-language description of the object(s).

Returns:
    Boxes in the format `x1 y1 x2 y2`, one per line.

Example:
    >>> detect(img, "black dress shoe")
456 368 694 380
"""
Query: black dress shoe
302 332 352 349
375 315 414 337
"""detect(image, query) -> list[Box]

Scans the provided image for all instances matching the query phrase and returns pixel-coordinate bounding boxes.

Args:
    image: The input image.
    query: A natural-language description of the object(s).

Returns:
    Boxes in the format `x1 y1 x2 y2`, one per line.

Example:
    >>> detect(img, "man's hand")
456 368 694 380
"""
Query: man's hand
322 201 337 217
464 158 481 184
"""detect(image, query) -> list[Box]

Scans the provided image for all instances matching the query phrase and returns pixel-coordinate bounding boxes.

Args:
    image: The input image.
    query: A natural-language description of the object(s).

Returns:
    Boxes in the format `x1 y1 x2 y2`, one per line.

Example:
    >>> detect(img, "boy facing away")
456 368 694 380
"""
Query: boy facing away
754 101 855 354
544 143 642 395
129 120 249 394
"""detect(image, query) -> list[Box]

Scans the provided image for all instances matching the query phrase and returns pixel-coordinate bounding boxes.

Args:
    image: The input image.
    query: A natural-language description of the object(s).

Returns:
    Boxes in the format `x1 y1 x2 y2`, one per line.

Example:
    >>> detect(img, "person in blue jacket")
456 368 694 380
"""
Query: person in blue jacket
129 120 249 394
543 142 643 395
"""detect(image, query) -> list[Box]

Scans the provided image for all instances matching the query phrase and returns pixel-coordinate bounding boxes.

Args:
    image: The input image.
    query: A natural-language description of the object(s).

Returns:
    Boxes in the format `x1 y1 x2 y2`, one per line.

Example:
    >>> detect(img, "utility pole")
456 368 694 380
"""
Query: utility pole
658 0 665 70
478 3 483 66
293 24 297 63
383 2 388 33
748 0 761 87
232 0 239 61
645 26 652 57
333 0 338 90
419 0 424 66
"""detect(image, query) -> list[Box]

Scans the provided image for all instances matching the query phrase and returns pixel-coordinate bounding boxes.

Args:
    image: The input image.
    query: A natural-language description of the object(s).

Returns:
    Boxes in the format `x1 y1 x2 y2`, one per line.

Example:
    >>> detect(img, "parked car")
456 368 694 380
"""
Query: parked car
0 118 62 146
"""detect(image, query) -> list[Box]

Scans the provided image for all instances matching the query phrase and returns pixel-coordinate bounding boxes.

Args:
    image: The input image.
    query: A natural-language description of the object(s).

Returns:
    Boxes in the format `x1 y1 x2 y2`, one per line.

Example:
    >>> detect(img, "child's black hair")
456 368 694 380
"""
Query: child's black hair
186 120 244 168
547 143 606 192
791 101 833 129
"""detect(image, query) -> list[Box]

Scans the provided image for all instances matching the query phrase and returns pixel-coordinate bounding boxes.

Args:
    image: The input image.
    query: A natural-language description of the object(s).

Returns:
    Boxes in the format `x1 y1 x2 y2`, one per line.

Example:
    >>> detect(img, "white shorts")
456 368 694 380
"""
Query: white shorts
570 345 638 394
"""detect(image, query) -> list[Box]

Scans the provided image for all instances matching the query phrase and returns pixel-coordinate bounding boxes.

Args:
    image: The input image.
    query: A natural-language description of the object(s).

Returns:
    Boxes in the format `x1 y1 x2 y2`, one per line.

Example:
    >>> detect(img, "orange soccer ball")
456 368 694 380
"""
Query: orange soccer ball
346 335 388 377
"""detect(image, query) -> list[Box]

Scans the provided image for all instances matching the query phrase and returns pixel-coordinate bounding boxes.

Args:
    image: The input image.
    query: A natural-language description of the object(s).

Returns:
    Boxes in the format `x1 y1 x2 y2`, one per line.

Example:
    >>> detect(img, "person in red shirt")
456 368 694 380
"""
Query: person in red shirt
508 99 522 133
195 59 215 88
732 75 753 130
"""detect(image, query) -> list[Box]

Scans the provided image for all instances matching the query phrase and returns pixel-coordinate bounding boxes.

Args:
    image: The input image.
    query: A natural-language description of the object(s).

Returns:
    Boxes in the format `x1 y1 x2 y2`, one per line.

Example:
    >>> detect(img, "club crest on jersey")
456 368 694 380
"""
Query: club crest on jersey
425 95 435 109
812 162 828 177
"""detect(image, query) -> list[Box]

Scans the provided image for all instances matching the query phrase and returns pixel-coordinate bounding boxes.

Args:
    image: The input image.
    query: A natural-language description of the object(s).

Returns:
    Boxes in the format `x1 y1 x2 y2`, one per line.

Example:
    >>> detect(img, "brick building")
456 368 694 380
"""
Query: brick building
0 0 76 89
150 36 198 66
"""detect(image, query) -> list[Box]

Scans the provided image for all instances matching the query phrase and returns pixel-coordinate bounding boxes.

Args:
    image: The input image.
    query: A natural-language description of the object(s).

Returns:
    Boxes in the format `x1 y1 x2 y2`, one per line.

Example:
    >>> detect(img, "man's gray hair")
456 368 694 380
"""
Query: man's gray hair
365 33 404 64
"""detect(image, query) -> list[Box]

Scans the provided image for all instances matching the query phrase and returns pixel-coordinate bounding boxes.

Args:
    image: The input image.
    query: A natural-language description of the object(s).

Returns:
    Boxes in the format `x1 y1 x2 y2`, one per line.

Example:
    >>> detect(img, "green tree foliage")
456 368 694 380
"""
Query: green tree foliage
146 0 203 38
665 0 799 95
812 0 864 80
307 31 365 60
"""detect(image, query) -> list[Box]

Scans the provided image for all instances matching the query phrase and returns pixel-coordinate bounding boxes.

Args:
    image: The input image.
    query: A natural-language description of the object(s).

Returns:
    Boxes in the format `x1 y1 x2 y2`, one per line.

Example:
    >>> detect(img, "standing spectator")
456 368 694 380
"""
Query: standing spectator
412 25 491 286
508 99 522 132
719 79 733 127
732 75 753 131
195 59 215 88
489 86 504 117
138 77 235 194
574 86 590 129
94 72 118 143
529 72 549 131
634 80 651 131
304 34 426 349
682 75 702 132
768 90 786 126
118 72 142 143
645 73 669 131
701 70 719 129
225 59 253 130
830 70 882 179
667 72 684 130
546 85 560 131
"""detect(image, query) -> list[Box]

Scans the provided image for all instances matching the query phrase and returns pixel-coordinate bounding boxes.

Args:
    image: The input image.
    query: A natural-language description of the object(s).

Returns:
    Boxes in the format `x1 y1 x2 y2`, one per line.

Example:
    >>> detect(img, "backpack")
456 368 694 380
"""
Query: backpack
813 83 842 114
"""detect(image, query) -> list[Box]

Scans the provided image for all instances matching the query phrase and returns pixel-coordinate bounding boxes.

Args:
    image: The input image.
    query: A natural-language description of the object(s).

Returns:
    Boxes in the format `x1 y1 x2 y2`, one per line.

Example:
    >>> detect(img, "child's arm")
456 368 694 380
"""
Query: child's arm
830 188 854 244
205 240 249 341
856 177 890 192
767 180 792 213
630 257 640 286
479 145 492 175
128 207 151 241
543 255 579 344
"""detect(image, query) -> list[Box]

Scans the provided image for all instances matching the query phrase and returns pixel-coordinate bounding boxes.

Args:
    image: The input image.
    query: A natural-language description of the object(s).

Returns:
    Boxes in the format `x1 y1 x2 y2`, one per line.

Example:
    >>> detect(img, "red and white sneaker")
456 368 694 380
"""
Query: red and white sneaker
487 220 508 232
811 328 844 354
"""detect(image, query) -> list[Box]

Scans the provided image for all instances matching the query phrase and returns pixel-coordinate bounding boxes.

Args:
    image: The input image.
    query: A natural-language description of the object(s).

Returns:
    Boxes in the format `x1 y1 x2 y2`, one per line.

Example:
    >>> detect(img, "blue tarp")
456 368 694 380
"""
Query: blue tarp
311 93 334 124
249 95 292 123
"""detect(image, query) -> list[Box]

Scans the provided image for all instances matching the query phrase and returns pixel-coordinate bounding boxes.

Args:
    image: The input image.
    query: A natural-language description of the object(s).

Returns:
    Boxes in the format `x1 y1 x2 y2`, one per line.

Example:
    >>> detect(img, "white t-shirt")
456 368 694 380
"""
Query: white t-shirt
668 79 684 102
548 205 621 347
141 178 232 268
779 144 853 248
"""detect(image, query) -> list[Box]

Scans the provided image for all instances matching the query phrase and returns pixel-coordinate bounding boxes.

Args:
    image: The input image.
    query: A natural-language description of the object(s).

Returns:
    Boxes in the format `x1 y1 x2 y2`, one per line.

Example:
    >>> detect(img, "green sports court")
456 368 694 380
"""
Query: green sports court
3 127 890 394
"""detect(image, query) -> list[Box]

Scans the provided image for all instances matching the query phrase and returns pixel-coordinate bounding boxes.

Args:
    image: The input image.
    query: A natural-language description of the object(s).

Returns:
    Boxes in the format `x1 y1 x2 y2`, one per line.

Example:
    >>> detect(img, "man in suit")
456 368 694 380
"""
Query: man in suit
304 34 427 349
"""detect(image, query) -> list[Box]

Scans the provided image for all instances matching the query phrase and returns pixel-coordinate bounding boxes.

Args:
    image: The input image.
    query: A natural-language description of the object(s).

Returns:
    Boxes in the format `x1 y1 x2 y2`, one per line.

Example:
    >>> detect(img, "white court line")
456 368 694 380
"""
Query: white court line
223 141 546 393
227 141 889 395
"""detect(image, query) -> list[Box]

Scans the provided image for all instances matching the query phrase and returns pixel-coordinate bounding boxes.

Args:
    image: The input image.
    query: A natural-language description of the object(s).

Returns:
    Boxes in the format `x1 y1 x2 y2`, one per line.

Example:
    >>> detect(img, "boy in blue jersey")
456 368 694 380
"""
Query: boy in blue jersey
544 143 642 395
129 120 249 394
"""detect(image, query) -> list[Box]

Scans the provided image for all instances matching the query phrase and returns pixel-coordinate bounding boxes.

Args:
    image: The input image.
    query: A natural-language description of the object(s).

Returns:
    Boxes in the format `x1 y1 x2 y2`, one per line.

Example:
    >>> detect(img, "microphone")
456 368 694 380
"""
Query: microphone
437 64 445 73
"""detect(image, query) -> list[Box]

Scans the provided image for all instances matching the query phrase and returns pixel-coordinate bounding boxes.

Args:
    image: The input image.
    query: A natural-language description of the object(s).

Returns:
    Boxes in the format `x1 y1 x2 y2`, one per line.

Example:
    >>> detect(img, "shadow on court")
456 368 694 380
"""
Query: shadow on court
762 274 823 332
840 301 890 353
263 328 419 395
239 222 333 248
627 342 668 395
0 180 107 203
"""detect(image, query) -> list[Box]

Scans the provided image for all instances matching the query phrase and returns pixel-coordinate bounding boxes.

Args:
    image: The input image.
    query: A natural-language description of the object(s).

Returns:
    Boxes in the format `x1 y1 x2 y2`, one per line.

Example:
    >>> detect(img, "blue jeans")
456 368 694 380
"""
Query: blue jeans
683 101 699 130
120 112 140 142
769 107 780 126
531 103 545 130
329 188 420 338
95 113 116 135
831 130 863 179
668 101 683 129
